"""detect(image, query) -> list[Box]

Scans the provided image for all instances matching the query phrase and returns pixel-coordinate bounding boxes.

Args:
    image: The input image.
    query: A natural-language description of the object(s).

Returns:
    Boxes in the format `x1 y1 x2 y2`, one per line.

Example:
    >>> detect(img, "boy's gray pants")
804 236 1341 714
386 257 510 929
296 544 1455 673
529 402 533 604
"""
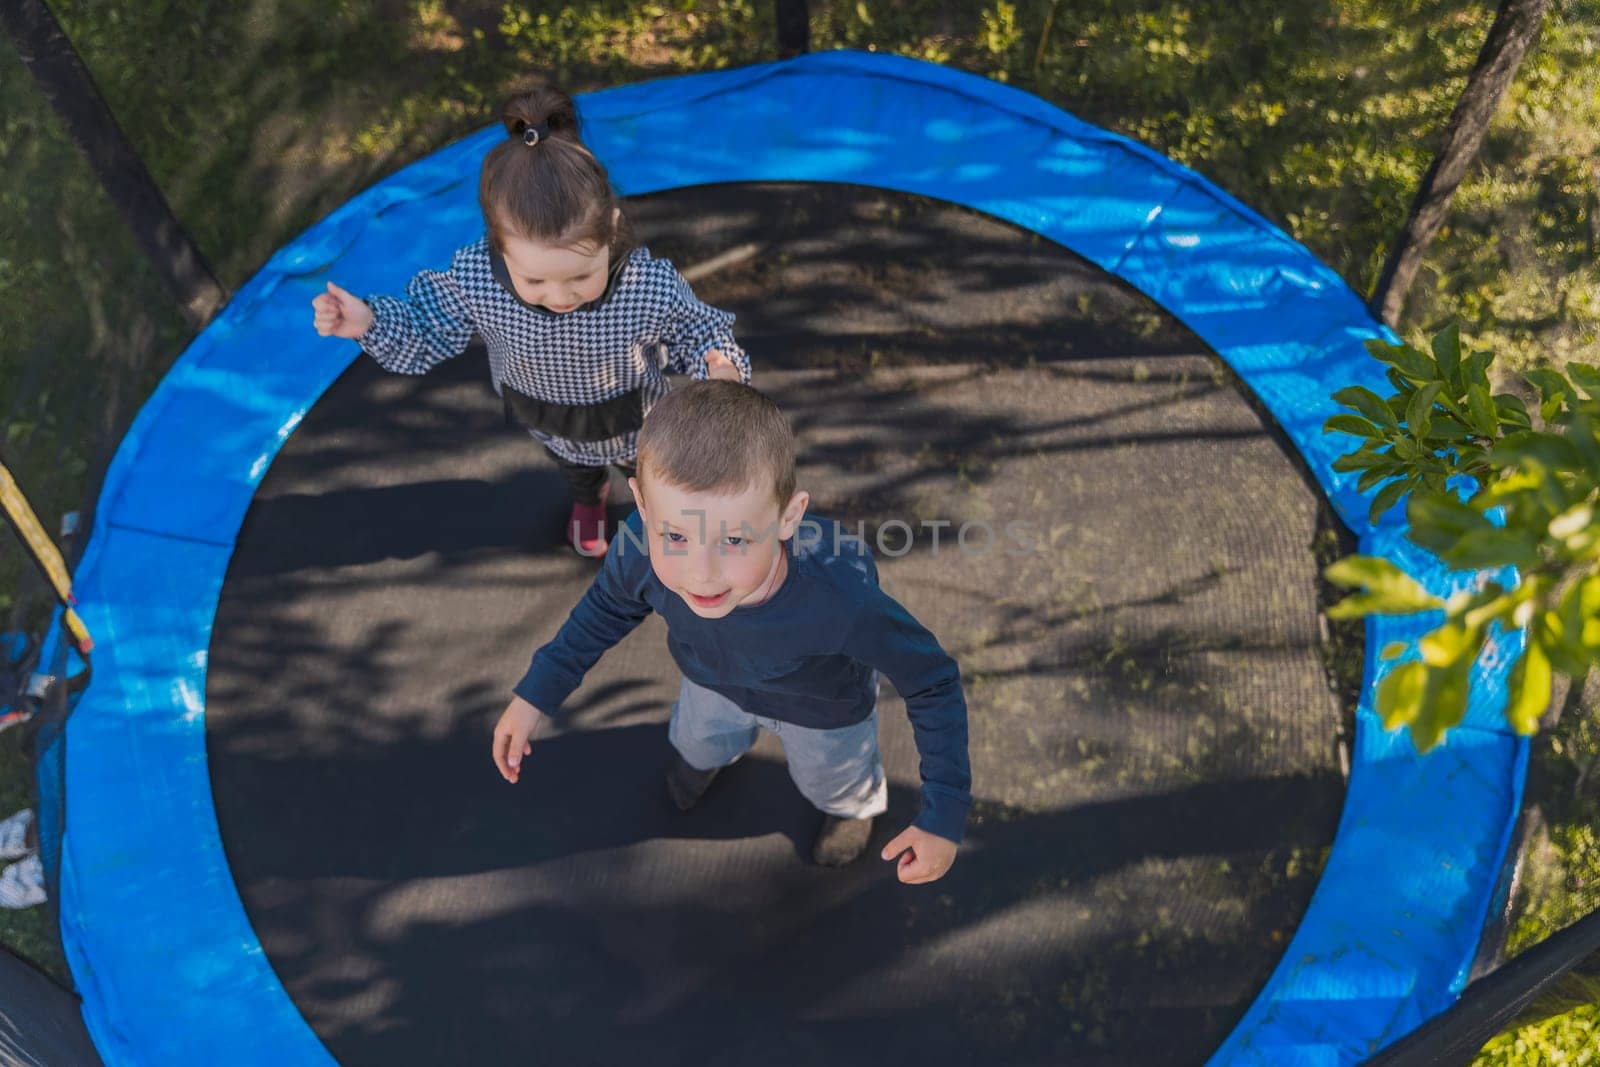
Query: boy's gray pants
668 676 889 821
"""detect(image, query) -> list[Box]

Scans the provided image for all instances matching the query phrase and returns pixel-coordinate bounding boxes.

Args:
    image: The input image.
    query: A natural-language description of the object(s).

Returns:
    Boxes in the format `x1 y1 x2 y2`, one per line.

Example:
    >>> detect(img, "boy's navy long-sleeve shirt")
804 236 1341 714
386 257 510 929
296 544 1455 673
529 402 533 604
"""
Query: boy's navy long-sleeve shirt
514 512 972 842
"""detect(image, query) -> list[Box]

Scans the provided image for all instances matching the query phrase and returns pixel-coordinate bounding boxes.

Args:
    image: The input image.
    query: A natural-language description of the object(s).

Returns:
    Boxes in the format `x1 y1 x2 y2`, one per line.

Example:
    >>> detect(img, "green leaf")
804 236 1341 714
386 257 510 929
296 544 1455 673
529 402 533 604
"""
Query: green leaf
1523 368 1571 405
1406 381 1442 439
1324 556 1442 616
1409 714 1446 753
1357 466 1399 493
1494 393 1532 432
1466 384 1497 437
1571 576 1600 653
1511 576 1547 626
1380 641 1409 660
1435 391 1468 421
1371 341 1438 384
1567 362 1600 401
1454 451 1489 483
1548 503 1594 544
1419 620 1479 667
1564 526 1600 558
1413 655 1472 752
1333 447 1394 473
1538 608 1591 677
1565 411 1600 477
1376 661 1426 730
1332 386 1399 431
1490 432 1585 473
1462 351 1494 393
1504 641 1551 735
1442 527 1543 570
1408 492 1491 559
1369 475 1411 522
1408 522 1475 560
1326 592 1400 619
1362 337 1397 362
1431 322 1462 386
1427 415 1475 442
1408 492 1492 539
1555 578 1597 664
1462 592 1512 632
1323 413 1384 439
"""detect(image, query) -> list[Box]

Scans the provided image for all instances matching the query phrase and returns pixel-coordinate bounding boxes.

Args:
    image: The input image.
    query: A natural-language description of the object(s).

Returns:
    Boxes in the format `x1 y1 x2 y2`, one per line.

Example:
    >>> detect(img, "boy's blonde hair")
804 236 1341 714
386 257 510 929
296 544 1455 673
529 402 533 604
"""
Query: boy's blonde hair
637 381 796 508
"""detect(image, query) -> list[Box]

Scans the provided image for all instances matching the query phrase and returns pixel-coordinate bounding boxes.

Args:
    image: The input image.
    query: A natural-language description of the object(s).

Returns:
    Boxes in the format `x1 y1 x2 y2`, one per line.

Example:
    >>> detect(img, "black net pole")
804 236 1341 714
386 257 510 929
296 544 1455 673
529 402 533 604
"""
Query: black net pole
775 0 809 57
30 627 72 936
26 502 89 973
1363 908 1600 1065
0 0 226 328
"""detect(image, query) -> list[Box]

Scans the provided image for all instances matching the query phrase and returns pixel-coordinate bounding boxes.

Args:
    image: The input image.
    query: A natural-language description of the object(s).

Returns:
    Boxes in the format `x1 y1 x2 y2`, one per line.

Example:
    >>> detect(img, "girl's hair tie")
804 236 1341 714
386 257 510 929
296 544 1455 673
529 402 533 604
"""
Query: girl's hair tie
520 120 551 146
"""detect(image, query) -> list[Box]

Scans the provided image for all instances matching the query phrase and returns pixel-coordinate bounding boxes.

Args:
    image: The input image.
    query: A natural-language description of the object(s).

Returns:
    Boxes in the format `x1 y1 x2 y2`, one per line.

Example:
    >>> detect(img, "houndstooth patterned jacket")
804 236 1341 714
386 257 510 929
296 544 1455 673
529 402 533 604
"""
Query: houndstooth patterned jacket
358 240 751 466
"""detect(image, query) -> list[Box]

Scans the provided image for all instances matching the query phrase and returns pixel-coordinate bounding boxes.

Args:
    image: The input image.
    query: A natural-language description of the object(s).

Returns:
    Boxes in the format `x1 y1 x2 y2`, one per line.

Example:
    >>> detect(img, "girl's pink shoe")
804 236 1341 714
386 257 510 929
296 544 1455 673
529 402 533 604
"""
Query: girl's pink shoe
568 484 610 557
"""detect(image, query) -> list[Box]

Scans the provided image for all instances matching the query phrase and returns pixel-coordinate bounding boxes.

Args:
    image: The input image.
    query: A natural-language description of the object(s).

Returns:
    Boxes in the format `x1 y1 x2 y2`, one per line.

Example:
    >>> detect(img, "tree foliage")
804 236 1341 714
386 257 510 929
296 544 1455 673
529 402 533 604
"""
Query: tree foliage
1326 323 1600 750
1330 324 1532 524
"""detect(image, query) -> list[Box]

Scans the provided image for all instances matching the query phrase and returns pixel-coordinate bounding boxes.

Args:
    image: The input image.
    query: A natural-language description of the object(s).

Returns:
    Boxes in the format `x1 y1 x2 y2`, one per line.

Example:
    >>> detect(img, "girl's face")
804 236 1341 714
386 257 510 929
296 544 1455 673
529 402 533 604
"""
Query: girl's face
499 233 610 313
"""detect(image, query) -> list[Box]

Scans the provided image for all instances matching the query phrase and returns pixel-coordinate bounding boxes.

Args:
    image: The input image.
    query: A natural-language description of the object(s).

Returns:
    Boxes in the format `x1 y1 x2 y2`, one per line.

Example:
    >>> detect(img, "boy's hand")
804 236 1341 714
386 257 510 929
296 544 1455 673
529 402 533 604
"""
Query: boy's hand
881 825 958 884
312 281 375 339
704 349 742 382
492 695 547 784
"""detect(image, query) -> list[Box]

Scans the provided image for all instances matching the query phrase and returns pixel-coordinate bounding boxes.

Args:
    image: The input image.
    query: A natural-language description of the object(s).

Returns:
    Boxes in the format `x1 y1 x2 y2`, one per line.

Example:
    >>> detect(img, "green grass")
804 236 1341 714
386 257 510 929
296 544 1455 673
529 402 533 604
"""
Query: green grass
1478 681 1600 1064
0 725 66 983
1472 971 1600 1066
1510 732 1600 964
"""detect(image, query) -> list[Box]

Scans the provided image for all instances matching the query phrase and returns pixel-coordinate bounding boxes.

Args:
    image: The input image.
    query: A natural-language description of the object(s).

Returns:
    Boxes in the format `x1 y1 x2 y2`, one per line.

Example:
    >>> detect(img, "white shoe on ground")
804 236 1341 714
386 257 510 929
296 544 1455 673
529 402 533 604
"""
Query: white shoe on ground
0 808 33 862
0 853 45 909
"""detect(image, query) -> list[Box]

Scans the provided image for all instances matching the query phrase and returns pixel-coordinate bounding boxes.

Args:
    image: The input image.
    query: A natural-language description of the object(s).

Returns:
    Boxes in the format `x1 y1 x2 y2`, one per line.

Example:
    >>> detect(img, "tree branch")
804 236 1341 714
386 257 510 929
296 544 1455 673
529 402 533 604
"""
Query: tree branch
0 0 227 328
1368 0 1551 327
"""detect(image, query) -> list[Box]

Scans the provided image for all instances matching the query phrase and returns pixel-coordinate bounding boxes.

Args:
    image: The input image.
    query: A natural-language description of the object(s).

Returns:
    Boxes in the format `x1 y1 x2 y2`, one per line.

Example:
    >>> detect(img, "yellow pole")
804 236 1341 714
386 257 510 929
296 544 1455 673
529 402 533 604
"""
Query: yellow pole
0 460 93 653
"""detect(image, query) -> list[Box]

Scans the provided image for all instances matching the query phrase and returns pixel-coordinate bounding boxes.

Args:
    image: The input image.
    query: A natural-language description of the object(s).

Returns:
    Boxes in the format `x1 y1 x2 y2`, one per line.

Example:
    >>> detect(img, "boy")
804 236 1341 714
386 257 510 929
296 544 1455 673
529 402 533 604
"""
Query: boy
492 381 969 879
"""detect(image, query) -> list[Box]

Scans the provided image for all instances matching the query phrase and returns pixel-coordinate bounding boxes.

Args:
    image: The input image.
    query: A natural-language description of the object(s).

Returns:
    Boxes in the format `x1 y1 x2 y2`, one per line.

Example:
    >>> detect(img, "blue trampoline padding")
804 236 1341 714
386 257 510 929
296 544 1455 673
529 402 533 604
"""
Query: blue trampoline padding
49 51 1526 1065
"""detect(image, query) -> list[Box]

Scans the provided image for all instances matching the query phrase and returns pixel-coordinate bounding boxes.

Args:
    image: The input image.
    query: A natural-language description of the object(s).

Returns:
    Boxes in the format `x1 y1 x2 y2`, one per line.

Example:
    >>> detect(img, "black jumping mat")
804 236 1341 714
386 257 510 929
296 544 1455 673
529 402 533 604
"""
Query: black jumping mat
206 184 1348 1066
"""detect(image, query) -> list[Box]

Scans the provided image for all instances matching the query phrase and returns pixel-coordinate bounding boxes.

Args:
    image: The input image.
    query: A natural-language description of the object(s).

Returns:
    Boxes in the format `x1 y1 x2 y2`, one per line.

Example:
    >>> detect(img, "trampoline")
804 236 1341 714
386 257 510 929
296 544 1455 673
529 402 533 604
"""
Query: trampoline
44 52 1529 1066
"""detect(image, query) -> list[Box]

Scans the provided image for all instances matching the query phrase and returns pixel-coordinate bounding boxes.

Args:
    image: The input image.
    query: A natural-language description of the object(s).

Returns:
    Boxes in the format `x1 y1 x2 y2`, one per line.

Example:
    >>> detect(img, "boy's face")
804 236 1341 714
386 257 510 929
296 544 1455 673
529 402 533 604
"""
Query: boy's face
629 471 809 620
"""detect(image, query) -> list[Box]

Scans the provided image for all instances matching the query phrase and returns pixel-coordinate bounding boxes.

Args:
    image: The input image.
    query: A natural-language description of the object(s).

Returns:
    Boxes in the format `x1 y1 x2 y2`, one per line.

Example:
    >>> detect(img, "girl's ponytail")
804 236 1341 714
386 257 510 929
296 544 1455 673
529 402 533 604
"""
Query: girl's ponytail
479 83 622 254
499 84 581 145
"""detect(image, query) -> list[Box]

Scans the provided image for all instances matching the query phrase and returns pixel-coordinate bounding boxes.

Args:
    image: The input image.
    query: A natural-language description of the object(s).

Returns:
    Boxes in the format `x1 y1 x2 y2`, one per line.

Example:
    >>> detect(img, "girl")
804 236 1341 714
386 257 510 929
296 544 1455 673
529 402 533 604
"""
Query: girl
312 84 749 557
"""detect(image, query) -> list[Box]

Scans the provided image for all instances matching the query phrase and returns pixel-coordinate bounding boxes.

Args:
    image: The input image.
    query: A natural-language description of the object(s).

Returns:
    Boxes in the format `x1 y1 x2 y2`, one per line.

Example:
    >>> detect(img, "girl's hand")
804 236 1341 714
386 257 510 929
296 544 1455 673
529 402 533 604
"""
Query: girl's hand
312 281 375 339
880 825 958 884
704 349 742 382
